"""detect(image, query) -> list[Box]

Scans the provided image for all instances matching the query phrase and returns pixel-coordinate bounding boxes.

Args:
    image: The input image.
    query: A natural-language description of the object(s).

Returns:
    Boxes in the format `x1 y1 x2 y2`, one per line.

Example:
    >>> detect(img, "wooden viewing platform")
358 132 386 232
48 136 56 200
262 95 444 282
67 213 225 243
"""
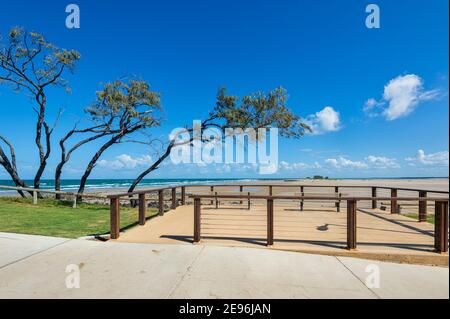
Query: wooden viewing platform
1 182 448 264
107 183 449 264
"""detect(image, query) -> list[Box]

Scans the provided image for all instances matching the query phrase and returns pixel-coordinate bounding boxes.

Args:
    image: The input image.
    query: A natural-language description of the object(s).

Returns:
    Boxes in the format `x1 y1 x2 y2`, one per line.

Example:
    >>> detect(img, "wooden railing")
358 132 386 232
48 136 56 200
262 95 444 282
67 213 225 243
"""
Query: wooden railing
107 186 185 239
108 184 449 235
189 194 449 253
106 184 448 251
2 183 448 253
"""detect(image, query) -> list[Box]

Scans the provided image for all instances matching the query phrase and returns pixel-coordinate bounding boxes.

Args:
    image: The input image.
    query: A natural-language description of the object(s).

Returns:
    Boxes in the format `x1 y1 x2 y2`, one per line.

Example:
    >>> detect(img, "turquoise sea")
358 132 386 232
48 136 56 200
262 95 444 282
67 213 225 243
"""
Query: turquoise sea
0 178 265 193
0 177 446 193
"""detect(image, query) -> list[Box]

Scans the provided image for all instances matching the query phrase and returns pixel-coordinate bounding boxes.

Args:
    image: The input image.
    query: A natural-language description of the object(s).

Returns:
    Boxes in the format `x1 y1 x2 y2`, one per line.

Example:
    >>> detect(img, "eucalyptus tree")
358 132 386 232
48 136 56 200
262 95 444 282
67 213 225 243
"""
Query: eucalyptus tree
127 87 310 192
0 27 80 190
0 136 27 196
54 119 119 199
75 79 162 199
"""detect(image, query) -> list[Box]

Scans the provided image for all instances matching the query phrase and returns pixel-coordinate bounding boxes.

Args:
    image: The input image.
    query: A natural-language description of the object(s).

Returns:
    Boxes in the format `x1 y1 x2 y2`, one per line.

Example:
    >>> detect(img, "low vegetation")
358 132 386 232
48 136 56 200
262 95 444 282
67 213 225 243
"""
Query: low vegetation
404 213 435 224
0 197 157 238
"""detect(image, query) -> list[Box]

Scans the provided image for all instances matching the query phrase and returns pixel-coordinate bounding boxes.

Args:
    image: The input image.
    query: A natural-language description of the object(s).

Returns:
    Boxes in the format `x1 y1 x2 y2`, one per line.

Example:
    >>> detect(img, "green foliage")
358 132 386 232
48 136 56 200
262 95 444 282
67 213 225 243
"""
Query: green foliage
0 27 80 93
85 79 162 130
404 213 435 224
212 87 311 138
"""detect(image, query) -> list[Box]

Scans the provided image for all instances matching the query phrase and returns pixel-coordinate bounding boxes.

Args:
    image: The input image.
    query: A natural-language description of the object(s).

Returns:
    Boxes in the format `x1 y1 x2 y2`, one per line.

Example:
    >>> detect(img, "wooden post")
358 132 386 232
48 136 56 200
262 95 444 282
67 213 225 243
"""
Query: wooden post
171 187 177 209
337 193 342 213
193 197 201 243
210 186 214 205
335 186 340 212
239 186 243 204
347 200 357 250
110 197 120 239
181 186 186 205
72 196 77 209
419 191 428 222
267 198 274 246
158 190 164 216
33 191 38 205
391 188 398 214
269 185 273 196
434 201 449 253
138 193 146 225
300 186 304 211
215 192 218 209
247 192 251 210
371 187 377 209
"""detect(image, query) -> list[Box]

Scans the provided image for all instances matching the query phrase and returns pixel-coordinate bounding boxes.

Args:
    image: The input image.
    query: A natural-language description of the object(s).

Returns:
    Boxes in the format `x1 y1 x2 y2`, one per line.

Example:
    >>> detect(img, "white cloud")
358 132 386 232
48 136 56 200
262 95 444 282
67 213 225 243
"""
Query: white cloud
365 156 400 169
383 74 425 120
363 98 384 117
324 155 402 170
216 164 232 173
405 150 449 167
280 150 448 173
98 154 153 170
364 74 441 121
173 162 258 175
280 161 312 170
305 106 341 135
325 157 368 169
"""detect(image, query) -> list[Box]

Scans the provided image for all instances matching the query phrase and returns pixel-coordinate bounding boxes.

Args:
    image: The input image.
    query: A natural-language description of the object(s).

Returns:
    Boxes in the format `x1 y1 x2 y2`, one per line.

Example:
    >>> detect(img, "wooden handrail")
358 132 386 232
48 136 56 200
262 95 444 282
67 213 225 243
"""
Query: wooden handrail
106 183 449 199
190 196 449 253
4 183 447 200
83 182 449 244
374 186 449 194
107 186 176 198
188 194 449 202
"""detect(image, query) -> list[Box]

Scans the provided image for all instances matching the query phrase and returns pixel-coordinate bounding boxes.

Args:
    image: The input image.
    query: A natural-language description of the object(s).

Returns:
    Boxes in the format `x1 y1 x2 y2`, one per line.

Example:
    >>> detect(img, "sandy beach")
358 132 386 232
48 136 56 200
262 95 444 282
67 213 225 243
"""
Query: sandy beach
99 178 449 195
1 178 448 203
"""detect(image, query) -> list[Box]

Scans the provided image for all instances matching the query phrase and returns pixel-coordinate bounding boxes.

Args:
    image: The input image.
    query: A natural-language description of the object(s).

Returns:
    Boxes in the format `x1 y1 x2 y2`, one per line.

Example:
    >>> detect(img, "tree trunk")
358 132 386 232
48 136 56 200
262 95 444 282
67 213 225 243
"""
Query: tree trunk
76 134 124 201
127 126 202 193
0 163 28 197
34 121 52 189
33 93 46 189
55 128 112 199
0 145 28 197
128 141 175 193
54 161 64 200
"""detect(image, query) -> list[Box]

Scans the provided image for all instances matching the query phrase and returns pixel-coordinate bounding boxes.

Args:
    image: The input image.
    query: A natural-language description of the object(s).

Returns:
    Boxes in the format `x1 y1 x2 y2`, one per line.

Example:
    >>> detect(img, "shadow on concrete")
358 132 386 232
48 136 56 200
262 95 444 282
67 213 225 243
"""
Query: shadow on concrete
159 234 434 253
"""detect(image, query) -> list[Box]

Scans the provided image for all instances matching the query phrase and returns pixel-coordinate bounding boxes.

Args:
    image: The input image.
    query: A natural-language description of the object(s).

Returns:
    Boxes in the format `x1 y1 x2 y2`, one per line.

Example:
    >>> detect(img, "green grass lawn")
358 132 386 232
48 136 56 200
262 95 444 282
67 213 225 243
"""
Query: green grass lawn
403 213 435 224
0 197 158 238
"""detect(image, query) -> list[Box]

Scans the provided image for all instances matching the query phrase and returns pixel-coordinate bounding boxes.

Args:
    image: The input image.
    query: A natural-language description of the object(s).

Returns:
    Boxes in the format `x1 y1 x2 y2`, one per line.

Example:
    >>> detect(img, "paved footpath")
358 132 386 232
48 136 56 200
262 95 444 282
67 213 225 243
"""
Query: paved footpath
0 232 448 299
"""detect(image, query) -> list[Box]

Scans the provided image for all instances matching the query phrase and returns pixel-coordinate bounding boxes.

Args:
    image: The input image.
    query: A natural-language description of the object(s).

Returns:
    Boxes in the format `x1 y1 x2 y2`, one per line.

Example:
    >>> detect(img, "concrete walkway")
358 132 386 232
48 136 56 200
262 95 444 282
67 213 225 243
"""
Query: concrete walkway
0 232 448 299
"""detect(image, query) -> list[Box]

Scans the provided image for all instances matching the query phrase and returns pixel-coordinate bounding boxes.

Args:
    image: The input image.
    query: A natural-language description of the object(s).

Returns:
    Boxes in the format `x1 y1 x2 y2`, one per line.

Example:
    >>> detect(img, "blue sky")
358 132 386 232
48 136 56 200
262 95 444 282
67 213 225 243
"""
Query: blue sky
0 0 448 180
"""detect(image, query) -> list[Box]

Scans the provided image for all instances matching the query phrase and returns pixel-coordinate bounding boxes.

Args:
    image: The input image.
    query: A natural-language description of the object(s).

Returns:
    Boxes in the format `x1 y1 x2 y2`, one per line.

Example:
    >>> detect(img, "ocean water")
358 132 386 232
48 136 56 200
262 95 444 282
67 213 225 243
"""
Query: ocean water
0 177 445 193
0 178 263 193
